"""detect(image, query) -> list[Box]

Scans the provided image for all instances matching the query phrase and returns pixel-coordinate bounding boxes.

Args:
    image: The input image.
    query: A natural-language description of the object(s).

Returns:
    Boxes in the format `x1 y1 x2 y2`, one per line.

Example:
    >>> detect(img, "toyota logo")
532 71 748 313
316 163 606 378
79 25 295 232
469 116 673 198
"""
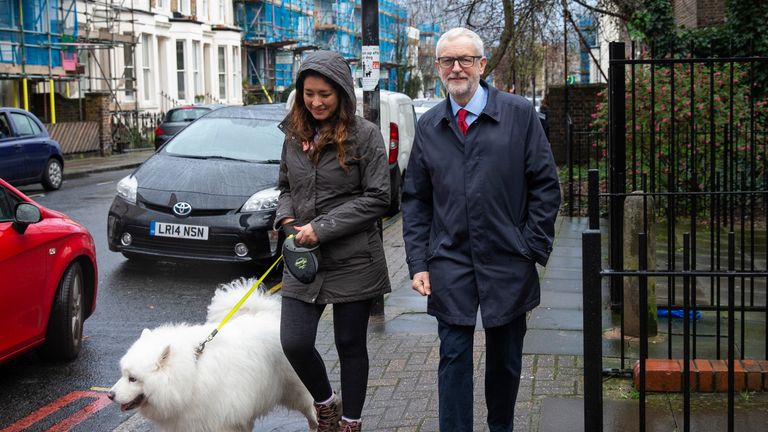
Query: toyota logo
172 202 192 217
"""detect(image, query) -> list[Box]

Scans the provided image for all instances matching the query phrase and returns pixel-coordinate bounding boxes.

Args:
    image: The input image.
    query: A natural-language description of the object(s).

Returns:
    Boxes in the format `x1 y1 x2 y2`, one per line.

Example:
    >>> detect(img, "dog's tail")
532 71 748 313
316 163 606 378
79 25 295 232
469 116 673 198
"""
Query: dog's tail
206 277 281 323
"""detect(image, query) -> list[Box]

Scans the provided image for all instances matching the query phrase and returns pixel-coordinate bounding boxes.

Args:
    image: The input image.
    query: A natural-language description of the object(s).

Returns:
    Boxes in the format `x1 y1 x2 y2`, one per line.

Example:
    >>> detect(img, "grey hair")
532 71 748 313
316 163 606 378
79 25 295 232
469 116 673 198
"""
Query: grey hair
435 28 484 58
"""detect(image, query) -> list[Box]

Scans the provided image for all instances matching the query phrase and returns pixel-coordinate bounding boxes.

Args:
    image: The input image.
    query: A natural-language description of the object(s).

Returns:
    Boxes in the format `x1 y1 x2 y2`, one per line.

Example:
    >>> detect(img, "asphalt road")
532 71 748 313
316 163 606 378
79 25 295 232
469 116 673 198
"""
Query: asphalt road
0 170 283 431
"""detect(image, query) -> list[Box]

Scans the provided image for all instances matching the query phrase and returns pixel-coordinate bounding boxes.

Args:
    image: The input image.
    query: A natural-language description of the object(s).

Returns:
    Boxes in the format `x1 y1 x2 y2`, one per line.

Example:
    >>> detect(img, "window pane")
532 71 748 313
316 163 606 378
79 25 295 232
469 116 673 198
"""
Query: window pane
218 46 226 99
176 41 185 69
142 34 152 100
10 113 35 136
124 44 134 98
177 41 186 100
0 113 11 138
142 34 150 64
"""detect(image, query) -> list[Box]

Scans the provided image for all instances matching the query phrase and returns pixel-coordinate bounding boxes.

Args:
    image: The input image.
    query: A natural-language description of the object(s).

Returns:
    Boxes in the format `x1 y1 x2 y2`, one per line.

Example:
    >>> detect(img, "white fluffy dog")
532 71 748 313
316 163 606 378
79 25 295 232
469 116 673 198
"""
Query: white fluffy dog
109 278 317 432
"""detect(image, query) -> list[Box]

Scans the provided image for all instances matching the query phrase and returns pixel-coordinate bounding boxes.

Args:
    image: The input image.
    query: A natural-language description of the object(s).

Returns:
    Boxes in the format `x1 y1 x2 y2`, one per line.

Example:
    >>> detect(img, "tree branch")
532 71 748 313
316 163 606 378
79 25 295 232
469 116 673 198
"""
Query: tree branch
482 0 514 78
572 0 628 21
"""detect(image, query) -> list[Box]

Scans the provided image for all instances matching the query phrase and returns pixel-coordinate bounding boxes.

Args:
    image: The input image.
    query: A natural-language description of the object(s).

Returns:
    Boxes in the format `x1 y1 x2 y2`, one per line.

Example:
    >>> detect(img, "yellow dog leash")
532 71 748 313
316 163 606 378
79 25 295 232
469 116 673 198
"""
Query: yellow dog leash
195 254 284 357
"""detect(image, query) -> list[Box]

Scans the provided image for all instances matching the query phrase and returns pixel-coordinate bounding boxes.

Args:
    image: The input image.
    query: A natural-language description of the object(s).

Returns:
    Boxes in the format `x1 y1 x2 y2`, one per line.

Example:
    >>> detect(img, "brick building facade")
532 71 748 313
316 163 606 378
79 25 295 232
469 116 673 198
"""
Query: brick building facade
545 83 607 165
673 0 726 29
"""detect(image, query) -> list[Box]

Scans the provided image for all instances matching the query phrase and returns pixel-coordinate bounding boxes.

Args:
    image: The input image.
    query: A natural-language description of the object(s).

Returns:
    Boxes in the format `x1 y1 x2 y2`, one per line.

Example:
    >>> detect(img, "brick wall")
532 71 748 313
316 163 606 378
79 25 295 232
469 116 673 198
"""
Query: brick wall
545 83 606 165
85 92 113 156
30 94 84 123
673 0 726 29
698 0 725 26
673 0 698 29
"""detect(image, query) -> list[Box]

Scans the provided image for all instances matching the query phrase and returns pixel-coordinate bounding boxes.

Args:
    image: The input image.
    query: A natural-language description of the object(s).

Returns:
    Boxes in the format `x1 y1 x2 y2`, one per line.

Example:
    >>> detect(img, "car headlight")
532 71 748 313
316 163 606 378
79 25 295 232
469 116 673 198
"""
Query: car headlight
116 175 138 203
241 187 279 212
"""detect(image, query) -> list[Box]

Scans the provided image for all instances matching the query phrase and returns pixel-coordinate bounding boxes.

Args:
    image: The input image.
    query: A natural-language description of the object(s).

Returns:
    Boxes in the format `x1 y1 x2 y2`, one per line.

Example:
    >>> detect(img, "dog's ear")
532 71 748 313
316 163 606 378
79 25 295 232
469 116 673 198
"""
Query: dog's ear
156 345 171 369
141 328 152 337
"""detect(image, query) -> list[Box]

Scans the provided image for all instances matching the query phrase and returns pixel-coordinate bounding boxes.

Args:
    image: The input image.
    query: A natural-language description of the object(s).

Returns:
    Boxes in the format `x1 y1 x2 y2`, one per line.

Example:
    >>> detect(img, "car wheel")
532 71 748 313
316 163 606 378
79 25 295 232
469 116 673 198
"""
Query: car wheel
385 170 403 217
42 158 63 191
39 262 84 361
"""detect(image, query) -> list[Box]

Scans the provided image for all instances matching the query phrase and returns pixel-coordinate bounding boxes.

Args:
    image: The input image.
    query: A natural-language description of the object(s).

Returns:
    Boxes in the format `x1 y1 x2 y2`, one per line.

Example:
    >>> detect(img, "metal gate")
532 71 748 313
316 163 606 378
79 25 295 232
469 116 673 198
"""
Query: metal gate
581 41 768 432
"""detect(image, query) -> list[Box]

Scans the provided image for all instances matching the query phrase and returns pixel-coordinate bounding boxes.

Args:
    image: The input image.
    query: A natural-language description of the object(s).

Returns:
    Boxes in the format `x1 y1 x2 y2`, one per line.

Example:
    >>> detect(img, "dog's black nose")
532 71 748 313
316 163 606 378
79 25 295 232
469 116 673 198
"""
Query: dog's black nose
107 391 115 400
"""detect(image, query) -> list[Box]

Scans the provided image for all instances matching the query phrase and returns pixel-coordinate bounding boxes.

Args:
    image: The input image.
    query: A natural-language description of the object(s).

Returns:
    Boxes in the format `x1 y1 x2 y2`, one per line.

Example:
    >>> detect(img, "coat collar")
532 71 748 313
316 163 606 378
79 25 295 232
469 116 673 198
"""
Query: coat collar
432 80 502 128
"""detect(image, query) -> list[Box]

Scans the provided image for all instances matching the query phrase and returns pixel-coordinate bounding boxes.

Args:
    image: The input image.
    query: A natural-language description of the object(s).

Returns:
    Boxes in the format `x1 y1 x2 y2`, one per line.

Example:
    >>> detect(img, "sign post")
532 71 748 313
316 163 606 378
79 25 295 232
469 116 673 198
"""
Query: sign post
362 0 384 316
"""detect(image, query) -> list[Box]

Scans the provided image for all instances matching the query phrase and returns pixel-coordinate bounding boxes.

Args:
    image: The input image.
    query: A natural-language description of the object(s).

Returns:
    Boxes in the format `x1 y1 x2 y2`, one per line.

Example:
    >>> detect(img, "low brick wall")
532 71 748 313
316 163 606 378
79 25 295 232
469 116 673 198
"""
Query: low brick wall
635 358 768 392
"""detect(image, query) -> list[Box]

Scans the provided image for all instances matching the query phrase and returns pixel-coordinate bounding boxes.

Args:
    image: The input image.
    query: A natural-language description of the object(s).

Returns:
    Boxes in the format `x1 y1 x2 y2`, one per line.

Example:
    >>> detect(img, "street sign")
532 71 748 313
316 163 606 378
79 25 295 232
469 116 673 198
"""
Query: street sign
361 45 380 91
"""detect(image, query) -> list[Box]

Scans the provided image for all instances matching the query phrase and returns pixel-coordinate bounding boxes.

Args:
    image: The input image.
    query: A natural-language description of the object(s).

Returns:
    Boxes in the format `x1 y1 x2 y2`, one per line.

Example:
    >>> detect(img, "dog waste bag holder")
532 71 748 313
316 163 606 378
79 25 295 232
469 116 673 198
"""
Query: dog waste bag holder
283 236 319 284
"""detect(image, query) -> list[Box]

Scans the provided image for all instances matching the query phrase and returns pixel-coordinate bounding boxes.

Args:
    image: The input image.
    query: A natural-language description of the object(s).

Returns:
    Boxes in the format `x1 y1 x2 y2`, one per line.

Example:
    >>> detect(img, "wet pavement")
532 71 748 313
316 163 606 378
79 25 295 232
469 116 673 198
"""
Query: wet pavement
59 150 768 431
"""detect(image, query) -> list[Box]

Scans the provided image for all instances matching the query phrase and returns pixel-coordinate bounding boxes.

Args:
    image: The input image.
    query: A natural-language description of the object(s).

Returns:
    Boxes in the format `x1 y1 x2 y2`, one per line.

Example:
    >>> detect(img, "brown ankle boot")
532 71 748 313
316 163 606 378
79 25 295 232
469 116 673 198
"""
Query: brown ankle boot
314 394 342 432
339 419 362 432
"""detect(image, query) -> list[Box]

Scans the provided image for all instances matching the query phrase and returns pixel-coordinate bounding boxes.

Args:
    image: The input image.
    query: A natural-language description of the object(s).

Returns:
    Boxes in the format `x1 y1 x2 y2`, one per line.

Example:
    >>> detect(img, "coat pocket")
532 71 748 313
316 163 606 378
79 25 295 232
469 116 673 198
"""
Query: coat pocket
509 225 533 261
322 230 370 265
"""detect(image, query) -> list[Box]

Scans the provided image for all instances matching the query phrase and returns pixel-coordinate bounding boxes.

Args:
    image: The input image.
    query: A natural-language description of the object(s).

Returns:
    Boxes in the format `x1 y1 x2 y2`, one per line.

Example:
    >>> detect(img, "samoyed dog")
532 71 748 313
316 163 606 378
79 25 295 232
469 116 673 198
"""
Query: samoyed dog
109 278 317 432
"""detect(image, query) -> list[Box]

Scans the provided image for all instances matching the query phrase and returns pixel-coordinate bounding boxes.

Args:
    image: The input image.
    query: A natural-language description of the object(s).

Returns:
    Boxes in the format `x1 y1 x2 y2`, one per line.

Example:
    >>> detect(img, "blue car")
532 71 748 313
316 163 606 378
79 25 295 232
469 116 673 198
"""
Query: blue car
0 108 64 190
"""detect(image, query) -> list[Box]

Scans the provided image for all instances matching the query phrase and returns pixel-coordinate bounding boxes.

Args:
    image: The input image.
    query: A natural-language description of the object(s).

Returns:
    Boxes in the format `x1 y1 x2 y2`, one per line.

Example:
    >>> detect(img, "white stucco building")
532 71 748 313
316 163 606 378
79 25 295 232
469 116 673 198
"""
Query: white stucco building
76 0 243 112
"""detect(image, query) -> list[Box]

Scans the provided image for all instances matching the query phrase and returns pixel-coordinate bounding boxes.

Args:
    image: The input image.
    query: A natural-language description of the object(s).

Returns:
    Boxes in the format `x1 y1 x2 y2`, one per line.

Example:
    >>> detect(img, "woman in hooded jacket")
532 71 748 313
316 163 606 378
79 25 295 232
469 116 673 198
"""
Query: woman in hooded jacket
275 51 391 432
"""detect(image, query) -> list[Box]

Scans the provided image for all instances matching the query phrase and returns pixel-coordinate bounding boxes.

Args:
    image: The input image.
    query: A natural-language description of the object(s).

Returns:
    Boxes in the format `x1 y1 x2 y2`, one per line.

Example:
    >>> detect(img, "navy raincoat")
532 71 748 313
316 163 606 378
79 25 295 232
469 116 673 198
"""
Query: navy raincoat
401 81 561 328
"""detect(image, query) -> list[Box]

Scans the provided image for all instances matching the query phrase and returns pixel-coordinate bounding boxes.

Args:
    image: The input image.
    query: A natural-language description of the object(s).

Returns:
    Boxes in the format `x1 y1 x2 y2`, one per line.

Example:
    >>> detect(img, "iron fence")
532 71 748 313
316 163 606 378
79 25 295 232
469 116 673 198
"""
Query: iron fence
110 110 163 153
582 41 768 432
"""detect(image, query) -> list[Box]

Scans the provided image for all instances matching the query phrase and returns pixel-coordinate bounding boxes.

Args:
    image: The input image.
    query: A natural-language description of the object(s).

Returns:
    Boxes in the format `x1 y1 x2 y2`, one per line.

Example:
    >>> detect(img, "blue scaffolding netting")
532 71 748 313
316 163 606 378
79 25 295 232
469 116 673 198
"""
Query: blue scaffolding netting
239 0 409 92
0 0 77 69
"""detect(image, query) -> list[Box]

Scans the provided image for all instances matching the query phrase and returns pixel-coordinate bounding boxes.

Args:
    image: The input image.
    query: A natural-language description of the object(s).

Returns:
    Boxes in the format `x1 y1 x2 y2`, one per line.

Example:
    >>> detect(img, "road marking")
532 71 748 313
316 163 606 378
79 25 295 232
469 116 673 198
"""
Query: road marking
96 181 114 186
0 391 112 432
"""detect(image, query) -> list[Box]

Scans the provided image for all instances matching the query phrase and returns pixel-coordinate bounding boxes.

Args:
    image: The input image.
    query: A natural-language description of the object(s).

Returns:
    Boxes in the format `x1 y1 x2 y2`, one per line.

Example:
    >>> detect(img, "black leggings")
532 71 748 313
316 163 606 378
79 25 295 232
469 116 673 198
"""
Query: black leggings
280 296 372 419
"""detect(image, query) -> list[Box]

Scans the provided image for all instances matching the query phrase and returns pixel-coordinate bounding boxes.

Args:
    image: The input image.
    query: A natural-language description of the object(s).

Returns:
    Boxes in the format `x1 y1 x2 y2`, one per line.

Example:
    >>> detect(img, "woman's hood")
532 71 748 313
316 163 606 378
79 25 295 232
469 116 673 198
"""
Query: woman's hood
296 51 356 117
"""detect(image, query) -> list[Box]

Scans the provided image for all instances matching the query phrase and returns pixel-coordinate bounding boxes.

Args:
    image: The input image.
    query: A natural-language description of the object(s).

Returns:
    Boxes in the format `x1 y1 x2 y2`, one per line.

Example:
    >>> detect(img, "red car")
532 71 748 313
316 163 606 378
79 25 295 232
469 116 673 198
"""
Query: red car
0 178 98 363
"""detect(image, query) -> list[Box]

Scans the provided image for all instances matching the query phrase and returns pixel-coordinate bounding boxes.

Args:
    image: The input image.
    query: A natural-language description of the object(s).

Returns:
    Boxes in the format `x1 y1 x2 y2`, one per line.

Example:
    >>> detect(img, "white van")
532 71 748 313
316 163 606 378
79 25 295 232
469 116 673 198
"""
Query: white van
286 88 416 216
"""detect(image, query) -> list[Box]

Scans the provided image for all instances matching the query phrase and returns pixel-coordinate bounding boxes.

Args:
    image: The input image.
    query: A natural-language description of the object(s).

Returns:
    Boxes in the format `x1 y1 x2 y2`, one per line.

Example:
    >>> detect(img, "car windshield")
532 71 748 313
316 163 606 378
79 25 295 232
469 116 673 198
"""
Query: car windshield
162 117 284 162
166 108 210 122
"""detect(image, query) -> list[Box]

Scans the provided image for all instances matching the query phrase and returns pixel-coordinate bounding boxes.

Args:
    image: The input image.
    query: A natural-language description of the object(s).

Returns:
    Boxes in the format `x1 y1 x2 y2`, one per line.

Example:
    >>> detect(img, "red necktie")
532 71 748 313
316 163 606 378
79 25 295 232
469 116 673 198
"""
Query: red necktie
457 108 469 136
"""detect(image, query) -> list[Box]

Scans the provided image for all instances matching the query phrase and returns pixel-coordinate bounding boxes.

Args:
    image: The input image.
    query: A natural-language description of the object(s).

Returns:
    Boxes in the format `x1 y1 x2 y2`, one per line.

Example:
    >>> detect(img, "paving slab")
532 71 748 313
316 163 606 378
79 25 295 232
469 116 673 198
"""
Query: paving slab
538 393 768 432
529 308 586 331
523 329 584 355
540 276 584 293
539 291 583 309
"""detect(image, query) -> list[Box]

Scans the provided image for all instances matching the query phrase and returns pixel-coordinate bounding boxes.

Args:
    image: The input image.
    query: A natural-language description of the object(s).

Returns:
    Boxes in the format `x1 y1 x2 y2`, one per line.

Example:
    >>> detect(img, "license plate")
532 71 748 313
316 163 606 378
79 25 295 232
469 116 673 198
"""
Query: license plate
150 221 209 240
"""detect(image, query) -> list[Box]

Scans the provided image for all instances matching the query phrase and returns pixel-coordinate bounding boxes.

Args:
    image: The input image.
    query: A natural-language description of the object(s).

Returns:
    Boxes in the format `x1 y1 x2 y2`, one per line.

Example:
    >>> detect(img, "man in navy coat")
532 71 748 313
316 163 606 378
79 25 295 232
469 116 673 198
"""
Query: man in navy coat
401 27 561 432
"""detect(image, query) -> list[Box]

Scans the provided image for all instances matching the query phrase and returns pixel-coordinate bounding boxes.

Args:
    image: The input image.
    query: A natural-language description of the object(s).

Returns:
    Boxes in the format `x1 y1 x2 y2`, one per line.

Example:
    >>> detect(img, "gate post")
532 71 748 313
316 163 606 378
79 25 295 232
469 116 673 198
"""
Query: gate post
608 42 626 309
583 228 603 432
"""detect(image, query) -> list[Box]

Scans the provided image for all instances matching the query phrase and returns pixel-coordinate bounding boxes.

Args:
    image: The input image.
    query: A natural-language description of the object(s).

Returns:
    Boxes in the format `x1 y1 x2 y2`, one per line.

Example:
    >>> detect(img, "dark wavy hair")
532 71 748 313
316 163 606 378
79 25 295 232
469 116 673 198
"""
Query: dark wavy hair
287 70 356 170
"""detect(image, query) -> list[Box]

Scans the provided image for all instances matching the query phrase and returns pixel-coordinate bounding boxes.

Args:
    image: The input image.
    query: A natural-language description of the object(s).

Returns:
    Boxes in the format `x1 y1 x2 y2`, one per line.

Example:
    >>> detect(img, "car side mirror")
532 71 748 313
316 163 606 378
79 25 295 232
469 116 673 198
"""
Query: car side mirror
12 202 42 234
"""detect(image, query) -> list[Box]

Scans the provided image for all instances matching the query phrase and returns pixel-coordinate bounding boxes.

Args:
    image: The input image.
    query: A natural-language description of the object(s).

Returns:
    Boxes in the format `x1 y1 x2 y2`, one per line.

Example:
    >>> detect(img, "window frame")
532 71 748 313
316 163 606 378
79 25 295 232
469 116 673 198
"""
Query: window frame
176 40 187 101
9 112 39 137
141 34 153 102
218 46 227 99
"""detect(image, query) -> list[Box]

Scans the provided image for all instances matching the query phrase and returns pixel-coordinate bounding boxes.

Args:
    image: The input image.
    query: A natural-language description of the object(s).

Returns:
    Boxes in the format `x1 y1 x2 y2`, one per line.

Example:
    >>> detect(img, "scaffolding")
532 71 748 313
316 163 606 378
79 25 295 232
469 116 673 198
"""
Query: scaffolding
378 0 405 65
315 0 359 59
0 0 138 130
417 22 442 97
0 0 77 115
236 0 315 100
